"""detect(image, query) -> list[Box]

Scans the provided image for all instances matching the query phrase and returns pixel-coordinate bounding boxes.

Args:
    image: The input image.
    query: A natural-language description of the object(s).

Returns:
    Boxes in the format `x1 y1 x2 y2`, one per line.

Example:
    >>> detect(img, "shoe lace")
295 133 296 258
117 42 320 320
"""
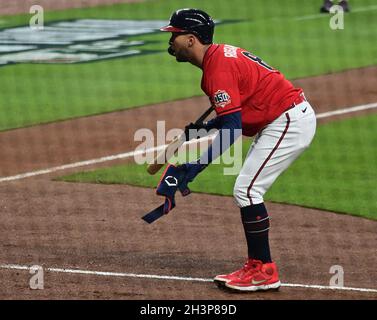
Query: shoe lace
238 259 260 277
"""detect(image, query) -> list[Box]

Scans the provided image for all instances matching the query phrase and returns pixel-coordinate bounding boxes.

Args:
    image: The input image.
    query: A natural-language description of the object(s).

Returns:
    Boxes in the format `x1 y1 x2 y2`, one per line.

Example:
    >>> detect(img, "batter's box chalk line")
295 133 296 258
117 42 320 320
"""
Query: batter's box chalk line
0 263 377 294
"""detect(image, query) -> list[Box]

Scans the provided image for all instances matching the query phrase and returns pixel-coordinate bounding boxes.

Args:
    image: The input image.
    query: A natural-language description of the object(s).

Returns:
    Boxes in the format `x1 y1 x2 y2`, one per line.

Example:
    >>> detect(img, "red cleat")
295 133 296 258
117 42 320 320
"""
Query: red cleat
225 260 281 292
214 259 256 285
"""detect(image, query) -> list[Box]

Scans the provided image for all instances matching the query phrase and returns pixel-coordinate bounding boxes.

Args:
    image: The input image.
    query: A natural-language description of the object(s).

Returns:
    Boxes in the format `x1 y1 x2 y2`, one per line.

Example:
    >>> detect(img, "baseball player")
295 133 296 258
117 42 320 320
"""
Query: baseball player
320 0 350 13
160 8 316 292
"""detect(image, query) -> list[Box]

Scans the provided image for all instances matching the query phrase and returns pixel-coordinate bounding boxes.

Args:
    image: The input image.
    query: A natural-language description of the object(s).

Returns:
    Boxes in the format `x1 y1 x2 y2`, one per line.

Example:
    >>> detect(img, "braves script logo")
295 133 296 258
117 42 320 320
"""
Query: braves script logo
213 90 231 108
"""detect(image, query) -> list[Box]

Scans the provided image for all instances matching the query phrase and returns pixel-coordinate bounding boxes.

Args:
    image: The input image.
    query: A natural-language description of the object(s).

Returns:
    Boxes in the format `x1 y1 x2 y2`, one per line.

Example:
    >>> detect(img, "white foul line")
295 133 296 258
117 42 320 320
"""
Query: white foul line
0 144 166 183
316 102 377 119
0 135 215 183
0 102 376 183
1 263 376 294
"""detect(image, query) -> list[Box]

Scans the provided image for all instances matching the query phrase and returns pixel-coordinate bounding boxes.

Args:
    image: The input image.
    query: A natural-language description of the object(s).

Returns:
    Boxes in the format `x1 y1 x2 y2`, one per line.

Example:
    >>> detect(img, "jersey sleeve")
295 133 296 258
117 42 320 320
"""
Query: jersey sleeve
203 71 242 116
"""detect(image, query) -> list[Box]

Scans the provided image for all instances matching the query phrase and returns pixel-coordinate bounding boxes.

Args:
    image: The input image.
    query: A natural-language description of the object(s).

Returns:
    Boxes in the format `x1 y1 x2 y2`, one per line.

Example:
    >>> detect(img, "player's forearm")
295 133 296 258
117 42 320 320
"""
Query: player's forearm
203 116 222 130
198 111 242 165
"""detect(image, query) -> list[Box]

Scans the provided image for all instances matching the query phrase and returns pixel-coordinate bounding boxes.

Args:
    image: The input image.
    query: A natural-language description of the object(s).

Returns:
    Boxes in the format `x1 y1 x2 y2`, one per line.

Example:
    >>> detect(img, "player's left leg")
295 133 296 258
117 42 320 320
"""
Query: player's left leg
224 100 316 292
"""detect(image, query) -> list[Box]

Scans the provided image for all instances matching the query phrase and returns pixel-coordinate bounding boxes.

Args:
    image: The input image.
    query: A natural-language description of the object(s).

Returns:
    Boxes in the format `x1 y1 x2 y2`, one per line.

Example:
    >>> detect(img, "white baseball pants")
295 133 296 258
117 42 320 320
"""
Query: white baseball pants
234 100 317 207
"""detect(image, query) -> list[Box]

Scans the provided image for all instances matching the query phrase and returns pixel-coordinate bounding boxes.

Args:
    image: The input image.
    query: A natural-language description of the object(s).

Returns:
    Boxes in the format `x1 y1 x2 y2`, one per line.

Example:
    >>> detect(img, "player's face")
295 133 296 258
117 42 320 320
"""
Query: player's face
168 32 191 62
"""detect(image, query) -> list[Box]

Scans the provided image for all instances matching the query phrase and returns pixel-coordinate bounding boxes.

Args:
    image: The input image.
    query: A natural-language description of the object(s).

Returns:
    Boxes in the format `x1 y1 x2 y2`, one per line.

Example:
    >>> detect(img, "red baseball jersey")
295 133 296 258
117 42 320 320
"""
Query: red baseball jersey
201 44 303 136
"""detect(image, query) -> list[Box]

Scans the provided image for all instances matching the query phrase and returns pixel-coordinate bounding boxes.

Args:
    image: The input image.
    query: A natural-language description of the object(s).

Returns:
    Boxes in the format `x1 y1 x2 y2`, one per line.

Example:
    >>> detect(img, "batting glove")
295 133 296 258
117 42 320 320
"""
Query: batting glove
177 160 207 194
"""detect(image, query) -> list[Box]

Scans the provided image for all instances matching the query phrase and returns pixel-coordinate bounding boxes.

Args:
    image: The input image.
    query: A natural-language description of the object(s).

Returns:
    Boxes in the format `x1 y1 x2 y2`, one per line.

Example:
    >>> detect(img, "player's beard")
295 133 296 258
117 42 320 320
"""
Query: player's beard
174 47 189 63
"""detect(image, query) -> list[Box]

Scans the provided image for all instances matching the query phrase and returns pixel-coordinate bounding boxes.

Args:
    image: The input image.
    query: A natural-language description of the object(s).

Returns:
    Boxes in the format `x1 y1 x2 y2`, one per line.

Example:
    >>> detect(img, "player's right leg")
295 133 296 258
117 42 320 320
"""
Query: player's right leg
216 101 316 292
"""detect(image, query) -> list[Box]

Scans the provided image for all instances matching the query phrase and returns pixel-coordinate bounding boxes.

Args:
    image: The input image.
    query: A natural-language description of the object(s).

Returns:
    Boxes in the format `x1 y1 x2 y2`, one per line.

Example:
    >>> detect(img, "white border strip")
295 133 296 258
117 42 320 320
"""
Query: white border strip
1 263 376 294
0 102 376 183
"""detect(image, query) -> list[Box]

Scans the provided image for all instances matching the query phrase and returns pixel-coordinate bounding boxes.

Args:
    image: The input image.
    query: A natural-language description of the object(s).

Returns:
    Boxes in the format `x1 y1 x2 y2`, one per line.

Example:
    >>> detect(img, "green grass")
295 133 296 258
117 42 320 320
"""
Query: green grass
1 0 377 130
60 114 377 220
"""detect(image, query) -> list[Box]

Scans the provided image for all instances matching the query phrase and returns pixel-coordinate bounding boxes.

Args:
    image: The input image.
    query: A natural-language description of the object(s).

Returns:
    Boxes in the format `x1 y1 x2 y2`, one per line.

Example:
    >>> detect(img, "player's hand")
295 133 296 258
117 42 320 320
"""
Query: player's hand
177 161 207 193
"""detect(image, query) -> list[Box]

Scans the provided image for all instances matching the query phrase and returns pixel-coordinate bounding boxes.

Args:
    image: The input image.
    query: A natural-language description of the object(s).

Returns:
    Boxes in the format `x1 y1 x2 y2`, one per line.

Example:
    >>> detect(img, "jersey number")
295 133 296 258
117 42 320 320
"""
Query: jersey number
242 51 274 71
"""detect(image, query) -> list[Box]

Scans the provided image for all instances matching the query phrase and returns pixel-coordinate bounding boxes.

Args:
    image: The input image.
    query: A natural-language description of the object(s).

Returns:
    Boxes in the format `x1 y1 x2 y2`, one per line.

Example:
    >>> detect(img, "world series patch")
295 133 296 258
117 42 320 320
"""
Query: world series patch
213 90 231 108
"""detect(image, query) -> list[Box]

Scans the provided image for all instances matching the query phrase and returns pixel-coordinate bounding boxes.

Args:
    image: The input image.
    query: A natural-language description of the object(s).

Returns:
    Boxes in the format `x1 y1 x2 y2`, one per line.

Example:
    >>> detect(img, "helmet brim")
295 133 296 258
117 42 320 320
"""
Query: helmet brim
160 25 186 32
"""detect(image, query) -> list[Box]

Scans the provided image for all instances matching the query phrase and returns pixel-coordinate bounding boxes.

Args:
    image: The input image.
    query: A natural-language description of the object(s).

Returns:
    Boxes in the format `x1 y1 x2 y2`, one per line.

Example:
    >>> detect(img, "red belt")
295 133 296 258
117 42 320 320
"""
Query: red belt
290 92 306 108
292 92 306 107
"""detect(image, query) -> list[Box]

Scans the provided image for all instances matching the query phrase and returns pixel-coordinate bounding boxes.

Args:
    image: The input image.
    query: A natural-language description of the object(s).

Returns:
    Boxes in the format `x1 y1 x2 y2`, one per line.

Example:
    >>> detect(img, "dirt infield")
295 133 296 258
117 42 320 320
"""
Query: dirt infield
0 180 376 300
0 64 376 300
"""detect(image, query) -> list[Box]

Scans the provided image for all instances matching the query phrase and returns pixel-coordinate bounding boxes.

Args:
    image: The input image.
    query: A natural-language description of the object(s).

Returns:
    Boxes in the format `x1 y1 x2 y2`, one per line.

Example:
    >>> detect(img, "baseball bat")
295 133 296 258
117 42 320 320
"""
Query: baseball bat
146 105 215 175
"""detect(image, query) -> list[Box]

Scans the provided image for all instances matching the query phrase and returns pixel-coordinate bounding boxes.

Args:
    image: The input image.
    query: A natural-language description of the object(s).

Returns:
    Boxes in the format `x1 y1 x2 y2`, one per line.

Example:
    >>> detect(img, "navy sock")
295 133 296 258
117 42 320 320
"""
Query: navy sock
240 203 272 263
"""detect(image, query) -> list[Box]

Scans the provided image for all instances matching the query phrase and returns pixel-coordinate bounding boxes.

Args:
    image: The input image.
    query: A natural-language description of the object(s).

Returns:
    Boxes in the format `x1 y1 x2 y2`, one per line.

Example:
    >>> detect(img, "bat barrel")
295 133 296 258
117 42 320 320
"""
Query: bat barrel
147 162 164 175
146 134 185 175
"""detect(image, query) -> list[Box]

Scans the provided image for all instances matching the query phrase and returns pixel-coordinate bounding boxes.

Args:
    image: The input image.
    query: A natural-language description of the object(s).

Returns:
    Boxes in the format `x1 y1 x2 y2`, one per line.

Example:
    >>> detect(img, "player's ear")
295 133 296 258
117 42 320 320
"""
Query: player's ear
187 34 196 47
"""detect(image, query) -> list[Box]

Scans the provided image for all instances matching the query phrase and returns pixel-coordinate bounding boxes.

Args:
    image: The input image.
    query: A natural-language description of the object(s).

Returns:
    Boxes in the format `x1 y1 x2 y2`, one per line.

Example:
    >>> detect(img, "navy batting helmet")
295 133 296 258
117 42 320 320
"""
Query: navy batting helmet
160 8 215 44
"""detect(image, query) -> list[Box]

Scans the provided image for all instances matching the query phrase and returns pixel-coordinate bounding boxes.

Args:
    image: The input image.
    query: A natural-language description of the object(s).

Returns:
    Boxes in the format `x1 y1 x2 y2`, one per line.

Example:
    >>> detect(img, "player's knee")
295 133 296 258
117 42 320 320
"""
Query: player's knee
233 179 247 207
234 177 264 207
